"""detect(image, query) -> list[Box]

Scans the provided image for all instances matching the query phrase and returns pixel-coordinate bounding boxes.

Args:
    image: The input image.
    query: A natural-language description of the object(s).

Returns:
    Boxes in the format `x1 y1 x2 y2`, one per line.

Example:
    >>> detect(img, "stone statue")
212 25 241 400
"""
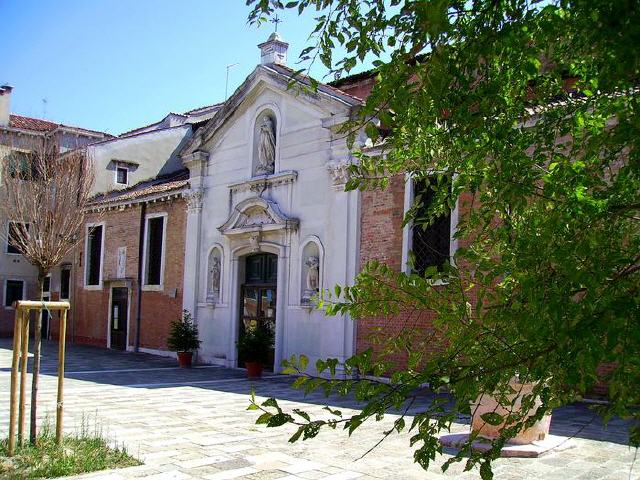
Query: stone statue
209 256 221 295
302 256 320 304
256 115 276 175
305 256 320 291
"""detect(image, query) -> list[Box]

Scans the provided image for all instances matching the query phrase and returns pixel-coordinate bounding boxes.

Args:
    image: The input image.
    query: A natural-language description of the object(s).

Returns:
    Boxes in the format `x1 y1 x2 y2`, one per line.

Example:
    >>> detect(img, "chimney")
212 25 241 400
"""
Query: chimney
258 32 288 66
0 85 12 127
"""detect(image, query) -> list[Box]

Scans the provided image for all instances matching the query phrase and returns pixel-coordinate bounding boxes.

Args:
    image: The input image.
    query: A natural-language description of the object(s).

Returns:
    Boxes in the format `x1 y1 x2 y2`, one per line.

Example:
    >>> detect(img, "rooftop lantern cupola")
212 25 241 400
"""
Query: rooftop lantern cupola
258 32 289 66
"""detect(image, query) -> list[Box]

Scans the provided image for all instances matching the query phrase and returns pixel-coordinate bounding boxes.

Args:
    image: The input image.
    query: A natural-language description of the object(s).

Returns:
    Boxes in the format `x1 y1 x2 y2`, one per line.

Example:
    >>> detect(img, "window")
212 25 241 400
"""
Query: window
7 150 36 180
60 268 71 300
5 280 24 308
85 224 104 286
116 166 128 185
144 215 165 286
6 222 27 254
410 177 452 275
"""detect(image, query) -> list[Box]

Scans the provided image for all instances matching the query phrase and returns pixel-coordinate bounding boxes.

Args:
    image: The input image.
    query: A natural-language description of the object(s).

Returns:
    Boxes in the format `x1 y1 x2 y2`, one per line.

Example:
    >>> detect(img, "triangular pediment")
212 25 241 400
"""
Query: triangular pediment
218 196 298 235
180 64 360 159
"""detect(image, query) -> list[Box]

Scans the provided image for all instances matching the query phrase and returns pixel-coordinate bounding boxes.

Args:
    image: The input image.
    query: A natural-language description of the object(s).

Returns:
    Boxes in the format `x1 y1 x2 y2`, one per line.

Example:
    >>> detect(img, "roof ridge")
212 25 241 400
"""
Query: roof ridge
9 113 110 136
264 63 364 103
183 102 224 115
89 169 189 204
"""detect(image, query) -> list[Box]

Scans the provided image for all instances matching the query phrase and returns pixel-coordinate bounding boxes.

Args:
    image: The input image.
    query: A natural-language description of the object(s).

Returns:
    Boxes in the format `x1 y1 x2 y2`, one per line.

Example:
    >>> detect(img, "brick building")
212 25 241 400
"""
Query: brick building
66 170 188 353
0 85 111 337
2 32 612 397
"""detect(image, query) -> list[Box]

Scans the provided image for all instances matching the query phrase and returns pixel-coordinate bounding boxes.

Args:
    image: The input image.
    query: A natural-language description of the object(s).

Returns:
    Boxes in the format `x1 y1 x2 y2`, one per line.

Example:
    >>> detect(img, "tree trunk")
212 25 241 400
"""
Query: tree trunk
29 272 45 445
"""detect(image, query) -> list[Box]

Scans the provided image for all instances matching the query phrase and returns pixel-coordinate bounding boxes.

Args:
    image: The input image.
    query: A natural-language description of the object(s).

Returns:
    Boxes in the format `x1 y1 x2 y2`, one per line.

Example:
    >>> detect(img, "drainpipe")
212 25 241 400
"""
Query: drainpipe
135 202 146 352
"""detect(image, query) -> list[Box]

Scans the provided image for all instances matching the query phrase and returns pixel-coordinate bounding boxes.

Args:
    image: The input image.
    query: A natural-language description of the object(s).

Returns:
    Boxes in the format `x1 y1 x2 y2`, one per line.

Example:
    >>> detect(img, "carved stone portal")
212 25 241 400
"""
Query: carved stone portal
255 115 276 176
249 232 262 252
218 197 299 236
237 206 275 228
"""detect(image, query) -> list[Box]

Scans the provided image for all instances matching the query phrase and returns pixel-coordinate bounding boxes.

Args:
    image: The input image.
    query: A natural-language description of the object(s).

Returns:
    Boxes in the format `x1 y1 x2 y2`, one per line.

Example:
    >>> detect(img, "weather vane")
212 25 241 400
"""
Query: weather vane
271 14 281 33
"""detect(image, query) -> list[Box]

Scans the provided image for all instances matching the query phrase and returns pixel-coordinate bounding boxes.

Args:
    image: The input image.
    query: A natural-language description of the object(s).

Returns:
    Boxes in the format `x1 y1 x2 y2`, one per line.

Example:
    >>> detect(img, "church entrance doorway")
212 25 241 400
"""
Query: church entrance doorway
238 253 277 370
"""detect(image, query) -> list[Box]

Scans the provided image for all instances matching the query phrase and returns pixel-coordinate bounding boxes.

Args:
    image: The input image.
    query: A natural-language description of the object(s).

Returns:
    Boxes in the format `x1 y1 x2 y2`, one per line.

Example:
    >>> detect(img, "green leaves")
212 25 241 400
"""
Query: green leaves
246 0 640 476
480 412 504 426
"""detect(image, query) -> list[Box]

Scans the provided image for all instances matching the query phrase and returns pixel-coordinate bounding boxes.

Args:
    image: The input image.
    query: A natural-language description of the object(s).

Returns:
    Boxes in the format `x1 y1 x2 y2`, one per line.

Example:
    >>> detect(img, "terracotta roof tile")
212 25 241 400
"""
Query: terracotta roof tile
90 170 189 206
8 114 110 137
9 114 58 132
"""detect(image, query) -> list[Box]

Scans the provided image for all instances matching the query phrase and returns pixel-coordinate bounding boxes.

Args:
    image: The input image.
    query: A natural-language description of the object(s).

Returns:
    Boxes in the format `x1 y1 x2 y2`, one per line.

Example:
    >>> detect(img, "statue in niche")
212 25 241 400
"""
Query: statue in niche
302 256 320 304
256 115 276 175
208 255 221 301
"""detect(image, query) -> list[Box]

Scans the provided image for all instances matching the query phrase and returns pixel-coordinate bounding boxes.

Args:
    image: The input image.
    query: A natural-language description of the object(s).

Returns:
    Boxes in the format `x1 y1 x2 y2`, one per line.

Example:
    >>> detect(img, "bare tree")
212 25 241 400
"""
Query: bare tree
0 139 95 444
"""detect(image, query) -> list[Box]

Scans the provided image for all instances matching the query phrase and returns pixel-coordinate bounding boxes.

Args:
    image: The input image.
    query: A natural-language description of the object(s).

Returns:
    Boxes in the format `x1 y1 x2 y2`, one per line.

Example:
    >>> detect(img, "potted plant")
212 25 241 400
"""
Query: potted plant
167 310 201 368
236 326 273 378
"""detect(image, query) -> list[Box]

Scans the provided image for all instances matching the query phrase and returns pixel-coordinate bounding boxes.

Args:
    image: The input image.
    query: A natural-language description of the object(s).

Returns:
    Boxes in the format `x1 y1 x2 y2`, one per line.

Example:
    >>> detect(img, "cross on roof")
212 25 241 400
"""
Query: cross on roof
271 14 281 33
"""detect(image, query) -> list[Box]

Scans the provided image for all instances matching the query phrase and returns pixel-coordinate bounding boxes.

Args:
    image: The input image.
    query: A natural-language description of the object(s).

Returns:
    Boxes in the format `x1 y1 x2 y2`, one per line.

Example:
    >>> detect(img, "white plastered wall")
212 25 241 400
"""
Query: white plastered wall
183 76 360 373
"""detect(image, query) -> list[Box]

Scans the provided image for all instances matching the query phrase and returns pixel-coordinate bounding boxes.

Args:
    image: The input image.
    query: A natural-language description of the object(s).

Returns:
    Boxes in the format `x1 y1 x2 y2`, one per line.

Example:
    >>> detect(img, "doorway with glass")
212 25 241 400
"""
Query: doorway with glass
238 253 277 370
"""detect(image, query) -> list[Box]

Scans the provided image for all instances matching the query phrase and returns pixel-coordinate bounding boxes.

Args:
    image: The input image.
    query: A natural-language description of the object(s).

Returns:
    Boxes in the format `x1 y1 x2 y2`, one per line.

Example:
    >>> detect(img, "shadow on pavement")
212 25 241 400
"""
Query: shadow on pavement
0 338 634 447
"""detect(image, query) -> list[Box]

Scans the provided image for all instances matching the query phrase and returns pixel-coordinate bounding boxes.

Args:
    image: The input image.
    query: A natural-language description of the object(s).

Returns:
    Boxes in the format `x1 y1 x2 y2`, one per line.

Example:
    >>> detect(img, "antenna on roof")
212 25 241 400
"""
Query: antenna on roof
42 98 48 119
225 63 239 101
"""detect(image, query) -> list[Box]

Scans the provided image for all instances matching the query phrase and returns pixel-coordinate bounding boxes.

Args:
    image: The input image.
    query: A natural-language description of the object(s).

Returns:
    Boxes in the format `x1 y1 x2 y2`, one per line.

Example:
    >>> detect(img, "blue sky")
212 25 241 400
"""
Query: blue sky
2 0 358 135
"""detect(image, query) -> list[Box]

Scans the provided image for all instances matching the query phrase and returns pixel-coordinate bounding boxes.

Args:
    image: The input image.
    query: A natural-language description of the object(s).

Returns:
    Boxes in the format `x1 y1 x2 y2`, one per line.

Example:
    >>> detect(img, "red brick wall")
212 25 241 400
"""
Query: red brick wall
357 175 446 367
335 76 376 101
71 197 186 351
357 176 615 397
137 201 186 351
358 175 481 367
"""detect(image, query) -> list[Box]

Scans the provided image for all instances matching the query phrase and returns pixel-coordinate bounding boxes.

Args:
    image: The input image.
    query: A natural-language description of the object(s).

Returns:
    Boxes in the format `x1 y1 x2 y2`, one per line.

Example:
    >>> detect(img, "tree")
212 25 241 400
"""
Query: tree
0 140 95 444
246 1 639 477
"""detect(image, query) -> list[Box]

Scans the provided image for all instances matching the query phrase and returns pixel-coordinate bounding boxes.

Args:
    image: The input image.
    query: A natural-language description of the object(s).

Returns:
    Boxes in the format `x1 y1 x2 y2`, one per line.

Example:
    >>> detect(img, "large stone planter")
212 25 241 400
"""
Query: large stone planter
470 381 551 445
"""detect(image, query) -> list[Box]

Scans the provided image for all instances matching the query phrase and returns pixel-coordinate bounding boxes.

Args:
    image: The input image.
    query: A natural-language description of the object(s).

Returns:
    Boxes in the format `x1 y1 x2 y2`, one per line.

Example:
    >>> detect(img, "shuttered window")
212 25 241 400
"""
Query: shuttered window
86 225 103 286
411 178 452 274
145 216 165 286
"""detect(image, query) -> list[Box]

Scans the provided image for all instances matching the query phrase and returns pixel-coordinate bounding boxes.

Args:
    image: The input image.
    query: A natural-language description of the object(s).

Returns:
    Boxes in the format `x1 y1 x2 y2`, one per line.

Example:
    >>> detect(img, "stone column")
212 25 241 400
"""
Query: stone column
181 151 209 323
327 160 359 375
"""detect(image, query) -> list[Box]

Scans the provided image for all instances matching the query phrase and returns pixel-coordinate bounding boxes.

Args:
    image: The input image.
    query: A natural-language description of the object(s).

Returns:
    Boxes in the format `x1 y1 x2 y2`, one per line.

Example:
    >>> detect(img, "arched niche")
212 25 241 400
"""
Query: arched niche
300 236 324 305
206 245 223 303
252 108 278 177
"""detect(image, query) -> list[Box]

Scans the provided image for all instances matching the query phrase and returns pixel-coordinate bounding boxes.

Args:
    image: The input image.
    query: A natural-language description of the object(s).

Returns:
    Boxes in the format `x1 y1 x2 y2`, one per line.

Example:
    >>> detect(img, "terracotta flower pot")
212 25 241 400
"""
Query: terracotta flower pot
471 381 551 445
176 351 193 368
245 361 263 378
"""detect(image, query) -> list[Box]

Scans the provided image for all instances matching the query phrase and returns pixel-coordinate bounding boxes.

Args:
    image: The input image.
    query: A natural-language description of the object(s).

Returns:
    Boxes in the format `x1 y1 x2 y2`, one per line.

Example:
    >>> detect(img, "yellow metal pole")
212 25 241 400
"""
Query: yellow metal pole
18 308 30 446
8 306 23 456
55 308 68 445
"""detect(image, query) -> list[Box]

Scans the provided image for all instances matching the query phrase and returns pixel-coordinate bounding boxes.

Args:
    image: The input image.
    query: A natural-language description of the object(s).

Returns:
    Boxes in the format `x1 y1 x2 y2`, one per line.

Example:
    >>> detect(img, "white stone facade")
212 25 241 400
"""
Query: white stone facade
181 66 361 372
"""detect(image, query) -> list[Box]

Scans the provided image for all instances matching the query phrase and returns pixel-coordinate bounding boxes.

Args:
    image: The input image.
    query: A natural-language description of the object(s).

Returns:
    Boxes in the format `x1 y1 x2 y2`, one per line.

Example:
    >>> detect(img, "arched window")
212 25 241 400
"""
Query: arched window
207 246 223 303
253 110 277 176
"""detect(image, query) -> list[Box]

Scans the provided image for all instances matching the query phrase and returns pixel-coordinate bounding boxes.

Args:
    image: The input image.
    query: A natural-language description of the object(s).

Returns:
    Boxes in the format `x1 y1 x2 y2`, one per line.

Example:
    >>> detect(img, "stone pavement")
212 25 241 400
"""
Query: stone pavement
0 339 636 479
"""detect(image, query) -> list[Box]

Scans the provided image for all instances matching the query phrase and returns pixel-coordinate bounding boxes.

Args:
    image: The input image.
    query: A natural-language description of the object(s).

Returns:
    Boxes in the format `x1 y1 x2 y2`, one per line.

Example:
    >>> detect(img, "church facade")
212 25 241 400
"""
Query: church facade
61 33 447 375
180 34 363 371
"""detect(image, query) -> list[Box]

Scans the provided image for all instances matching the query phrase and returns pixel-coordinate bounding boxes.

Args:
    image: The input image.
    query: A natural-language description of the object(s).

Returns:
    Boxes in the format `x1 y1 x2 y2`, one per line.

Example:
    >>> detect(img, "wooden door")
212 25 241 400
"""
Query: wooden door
110 288 128 350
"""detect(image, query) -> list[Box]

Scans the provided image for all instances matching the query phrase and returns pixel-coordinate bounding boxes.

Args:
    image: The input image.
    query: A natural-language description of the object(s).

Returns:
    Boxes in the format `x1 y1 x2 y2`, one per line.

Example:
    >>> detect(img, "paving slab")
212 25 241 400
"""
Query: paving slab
0 339 637 479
